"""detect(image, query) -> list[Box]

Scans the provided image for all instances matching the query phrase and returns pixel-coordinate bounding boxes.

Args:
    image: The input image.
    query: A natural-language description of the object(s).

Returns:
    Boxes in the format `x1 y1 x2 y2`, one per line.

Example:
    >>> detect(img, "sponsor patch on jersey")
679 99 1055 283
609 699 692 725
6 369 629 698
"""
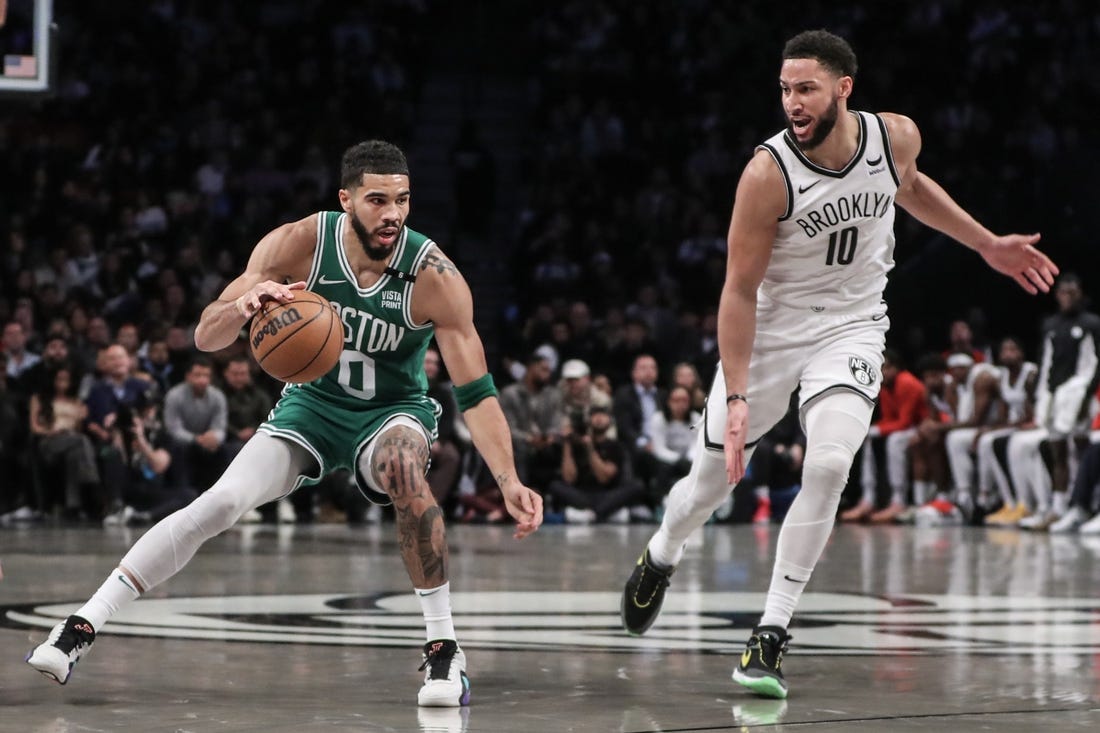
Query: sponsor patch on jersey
849 356 877 387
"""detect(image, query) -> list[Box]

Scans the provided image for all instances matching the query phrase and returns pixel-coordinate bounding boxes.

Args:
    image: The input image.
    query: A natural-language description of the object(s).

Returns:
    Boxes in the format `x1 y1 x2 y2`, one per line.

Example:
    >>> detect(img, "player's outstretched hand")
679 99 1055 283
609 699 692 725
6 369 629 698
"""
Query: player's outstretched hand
501 480 544 540
235 280 307 319
979 233 1058 295
724 399 750 486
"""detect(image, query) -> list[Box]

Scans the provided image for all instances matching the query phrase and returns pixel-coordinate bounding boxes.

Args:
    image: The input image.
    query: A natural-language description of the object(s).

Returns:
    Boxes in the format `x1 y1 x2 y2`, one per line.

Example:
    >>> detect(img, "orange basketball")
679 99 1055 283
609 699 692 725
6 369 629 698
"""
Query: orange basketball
249 290 344 383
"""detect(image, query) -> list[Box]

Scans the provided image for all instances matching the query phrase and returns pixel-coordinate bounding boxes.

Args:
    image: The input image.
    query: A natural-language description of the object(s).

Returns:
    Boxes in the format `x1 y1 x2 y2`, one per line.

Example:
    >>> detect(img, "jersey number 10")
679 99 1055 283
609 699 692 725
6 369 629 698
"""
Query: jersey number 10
825 226 858 266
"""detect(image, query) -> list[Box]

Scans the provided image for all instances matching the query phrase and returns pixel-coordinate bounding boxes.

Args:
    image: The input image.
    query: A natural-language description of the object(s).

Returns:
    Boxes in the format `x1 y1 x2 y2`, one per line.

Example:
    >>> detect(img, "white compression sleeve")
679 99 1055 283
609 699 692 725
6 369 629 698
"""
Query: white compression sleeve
119 432 313 592
761 391 872 629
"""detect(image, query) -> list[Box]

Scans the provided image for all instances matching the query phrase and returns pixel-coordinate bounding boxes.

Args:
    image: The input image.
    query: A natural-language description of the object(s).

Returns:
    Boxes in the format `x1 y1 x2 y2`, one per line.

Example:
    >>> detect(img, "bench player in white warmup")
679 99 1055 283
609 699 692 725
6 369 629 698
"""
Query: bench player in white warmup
620 29 1058 699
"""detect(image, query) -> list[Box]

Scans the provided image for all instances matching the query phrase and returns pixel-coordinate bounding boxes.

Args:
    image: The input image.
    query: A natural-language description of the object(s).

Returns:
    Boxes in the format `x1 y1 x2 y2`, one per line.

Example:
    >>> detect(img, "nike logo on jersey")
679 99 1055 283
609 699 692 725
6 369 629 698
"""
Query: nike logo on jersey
317 275 345 285
797 180 820 194
866 155 882 166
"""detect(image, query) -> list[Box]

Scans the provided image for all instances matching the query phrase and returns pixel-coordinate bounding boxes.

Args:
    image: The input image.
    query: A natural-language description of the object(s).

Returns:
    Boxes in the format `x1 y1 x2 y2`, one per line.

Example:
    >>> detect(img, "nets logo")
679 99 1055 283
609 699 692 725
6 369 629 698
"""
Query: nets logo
7 592 1100 655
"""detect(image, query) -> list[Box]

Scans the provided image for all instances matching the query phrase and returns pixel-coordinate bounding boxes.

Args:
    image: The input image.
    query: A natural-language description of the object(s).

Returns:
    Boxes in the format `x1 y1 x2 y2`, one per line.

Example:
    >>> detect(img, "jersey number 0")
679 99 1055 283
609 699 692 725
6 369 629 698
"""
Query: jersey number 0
338 351 377 399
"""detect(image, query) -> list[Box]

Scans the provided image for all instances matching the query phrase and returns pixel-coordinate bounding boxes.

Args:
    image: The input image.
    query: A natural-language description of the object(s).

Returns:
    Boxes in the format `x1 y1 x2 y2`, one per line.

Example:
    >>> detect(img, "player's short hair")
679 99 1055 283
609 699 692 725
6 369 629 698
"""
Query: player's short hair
341 140 409 188
783 30 858 79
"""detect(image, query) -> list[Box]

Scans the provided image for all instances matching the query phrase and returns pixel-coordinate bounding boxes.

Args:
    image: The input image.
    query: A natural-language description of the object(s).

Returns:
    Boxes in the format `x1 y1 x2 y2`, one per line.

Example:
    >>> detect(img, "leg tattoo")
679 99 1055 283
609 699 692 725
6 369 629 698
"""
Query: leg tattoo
372 426 448 587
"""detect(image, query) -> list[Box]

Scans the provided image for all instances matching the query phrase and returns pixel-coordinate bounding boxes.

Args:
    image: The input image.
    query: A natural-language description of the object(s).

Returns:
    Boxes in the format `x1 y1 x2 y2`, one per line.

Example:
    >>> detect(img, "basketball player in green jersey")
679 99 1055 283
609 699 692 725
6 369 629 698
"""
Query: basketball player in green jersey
28 140 543 708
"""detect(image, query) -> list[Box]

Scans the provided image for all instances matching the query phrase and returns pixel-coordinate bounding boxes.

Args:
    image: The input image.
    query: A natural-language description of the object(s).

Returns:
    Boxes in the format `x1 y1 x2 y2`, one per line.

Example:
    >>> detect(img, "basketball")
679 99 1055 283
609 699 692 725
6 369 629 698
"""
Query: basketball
249 290 344 383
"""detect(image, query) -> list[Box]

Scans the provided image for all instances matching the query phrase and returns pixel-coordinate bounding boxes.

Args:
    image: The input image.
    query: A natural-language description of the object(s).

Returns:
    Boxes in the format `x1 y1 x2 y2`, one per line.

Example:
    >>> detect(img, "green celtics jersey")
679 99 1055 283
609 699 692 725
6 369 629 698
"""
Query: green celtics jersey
289 211 436 409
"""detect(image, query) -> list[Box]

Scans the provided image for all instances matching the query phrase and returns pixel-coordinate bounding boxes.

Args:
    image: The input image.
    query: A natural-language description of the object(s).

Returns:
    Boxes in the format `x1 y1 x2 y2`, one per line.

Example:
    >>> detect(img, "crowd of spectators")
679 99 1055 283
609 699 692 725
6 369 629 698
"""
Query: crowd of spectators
2 3 1099 529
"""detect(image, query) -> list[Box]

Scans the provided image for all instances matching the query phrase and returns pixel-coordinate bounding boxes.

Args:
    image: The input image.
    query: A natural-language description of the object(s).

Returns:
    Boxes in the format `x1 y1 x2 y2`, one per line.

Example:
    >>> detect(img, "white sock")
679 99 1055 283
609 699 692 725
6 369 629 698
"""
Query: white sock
913 481 934 505
75 568 141 632
646 527 685 568
1052 491 1069 516
415 582 455 642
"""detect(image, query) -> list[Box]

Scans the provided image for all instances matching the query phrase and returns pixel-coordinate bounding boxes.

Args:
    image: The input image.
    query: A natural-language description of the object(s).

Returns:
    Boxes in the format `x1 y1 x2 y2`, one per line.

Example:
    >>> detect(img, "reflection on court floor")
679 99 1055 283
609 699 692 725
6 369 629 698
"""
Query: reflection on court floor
2 523 1100 731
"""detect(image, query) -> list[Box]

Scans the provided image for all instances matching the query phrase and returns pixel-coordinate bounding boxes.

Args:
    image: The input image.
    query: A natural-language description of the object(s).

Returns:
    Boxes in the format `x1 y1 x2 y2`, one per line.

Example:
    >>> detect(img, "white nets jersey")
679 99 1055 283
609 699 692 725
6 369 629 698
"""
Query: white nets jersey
757 111 900 314
1000 361 1038 423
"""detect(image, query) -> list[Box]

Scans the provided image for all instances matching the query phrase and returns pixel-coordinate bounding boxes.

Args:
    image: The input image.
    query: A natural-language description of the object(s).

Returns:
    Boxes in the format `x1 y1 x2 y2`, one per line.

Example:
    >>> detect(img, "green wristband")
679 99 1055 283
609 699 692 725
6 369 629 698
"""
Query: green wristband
454 373 498 411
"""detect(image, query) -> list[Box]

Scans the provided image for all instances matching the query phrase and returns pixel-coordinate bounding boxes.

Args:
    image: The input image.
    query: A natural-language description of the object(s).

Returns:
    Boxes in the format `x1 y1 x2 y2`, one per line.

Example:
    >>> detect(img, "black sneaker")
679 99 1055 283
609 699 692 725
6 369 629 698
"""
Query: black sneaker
26 614 96 684
417 639 471 707
732 625 791 699
621 548 675 636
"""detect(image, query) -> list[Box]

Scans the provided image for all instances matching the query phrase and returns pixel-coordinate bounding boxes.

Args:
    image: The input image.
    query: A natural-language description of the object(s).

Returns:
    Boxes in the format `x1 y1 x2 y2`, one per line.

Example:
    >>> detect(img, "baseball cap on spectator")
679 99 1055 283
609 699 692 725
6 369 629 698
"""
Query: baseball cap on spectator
561 359 590 379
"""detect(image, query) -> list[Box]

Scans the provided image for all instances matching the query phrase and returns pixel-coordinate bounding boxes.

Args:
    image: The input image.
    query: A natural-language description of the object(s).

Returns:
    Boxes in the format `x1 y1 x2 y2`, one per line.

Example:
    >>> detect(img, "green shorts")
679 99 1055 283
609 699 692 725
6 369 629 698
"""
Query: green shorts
257 387 440 505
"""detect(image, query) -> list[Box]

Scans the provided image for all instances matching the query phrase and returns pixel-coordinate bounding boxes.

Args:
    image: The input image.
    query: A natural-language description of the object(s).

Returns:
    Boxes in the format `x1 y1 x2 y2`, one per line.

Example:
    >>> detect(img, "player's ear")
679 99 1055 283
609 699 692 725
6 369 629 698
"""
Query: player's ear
837 75 853 101
337 188 353 213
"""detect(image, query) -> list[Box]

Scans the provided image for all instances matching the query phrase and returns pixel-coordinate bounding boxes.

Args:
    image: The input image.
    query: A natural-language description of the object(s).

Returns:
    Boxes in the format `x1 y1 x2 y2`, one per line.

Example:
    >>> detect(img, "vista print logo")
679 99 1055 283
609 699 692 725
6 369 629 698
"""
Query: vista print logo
7 592 1100 655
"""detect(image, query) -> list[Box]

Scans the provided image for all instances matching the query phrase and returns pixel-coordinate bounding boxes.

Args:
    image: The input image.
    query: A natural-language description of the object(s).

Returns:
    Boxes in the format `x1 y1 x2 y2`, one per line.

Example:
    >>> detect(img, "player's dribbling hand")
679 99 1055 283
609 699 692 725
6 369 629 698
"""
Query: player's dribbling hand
724 399 750 485
235 280 307 319
501 480 544 540
978 233 1058 295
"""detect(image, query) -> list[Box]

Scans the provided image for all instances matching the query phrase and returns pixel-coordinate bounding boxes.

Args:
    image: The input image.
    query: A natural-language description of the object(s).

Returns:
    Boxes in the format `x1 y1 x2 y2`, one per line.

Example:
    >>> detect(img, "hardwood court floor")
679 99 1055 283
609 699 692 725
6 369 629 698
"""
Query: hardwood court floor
3 520 1100 731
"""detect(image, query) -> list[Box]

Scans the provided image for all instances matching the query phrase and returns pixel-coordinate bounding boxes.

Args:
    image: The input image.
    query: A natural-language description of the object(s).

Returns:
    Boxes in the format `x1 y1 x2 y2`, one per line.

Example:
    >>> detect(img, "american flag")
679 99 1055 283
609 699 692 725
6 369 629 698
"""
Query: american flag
4 54 37 78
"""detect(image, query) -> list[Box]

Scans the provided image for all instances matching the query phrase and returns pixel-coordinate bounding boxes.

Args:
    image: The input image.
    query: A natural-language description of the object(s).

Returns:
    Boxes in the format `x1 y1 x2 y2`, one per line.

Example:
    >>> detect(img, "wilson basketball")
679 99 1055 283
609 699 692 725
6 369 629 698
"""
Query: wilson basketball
249 290 344 383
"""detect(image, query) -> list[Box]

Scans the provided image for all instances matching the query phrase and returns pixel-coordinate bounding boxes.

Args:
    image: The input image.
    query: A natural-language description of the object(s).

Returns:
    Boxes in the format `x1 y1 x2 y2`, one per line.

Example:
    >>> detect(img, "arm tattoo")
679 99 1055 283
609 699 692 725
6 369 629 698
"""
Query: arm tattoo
495 472 511 487
420 247 459 277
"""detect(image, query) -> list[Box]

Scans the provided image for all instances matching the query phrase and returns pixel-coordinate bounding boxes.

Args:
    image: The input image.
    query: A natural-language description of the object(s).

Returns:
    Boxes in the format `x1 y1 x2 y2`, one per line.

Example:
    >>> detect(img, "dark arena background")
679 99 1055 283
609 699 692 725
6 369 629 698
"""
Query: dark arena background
2 2 1100 731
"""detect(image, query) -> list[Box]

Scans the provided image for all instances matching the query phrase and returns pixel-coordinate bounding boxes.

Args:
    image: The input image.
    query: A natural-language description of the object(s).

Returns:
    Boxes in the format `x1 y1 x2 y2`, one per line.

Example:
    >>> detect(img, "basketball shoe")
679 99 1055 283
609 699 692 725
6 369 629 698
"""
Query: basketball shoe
26 615 96 684
418 639 471 707
621 548 675 635
732 625 791 699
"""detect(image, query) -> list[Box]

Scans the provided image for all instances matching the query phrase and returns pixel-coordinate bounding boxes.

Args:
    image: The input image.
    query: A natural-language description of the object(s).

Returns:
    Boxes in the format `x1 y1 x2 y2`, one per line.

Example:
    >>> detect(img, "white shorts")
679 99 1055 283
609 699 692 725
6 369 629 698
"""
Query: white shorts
702 307 888 453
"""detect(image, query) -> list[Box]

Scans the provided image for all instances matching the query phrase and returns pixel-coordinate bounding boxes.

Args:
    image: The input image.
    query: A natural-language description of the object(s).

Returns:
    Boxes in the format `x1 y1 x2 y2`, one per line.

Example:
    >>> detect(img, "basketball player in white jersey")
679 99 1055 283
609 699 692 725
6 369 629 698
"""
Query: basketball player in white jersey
968 337 1038 519
620 29 1058 699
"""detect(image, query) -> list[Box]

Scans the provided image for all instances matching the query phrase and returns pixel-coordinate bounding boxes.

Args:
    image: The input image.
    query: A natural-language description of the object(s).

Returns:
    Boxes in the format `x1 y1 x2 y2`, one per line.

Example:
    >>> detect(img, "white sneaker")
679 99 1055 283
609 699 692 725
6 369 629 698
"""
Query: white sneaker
277 499 297 524
1019 511 1058 531
1079 512 1100 535
607 507 631 524
26 615 96 684
1049 506 1087 534
563 507 597 525
102 505 135 527
418 640 470 707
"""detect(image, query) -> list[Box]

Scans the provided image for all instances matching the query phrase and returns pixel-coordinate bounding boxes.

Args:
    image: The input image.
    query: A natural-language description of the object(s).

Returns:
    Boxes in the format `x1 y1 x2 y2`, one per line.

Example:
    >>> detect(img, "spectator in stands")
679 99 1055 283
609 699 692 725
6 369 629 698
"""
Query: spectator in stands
647 385 700 505
670 361 707 414
139 339 176 394
612 353 665 494
163 356 228 493
498 352 561 488
21 334 75 396
546 405 643 524
84 344 152 451
558 358 612 438
100 389 197 528
221 356 272 457
29 366 100 520
3 321 40 386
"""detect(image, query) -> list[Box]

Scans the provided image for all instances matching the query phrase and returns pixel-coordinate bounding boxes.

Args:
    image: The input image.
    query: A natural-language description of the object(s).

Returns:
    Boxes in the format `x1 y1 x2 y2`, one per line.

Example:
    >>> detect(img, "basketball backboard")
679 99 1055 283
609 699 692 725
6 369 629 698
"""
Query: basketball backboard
0 0 54 94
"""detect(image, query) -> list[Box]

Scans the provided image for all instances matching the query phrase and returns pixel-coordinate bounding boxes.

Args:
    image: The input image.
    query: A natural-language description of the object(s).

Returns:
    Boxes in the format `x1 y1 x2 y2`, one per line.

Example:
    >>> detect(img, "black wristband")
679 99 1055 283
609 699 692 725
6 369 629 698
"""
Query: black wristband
726 393 748 405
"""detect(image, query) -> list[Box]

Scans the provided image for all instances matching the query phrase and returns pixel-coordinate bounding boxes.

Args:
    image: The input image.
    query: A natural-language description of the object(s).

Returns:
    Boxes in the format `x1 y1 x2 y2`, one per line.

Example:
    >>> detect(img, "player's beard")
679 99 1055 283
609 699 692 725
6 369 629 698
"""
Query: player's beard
790 95 839 151
350 213 397 261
